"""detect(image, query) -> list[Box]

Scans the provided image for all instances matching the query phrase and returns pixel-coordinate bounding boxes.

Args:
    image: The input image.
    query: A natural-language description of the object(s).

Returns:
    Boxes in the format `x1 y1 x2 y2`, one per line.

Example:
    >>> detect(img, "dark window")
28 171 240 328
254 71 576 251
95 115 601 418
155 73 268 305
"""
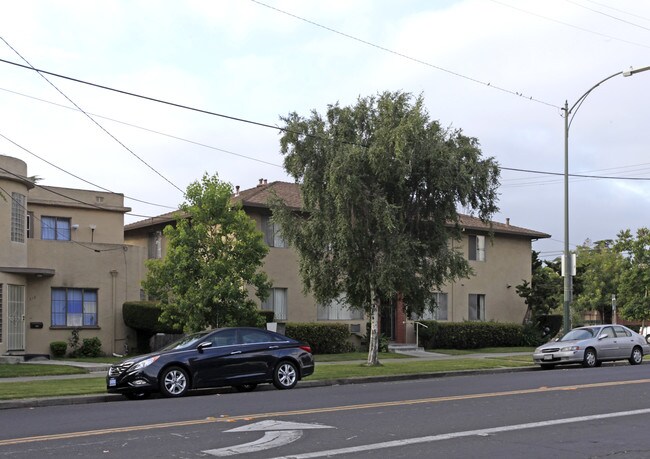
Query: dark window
468 235 485 261
261 215 288 248
468 294 485 321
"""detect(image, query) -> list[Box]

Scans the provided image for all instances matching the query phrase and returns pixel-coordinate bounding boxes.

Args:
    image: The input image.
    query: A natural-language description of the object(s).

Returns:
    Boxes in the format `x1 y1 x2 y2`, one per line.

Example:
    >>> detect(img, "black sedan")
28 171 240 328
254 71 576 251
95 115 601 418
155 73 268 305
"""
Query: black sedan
107 327 314 399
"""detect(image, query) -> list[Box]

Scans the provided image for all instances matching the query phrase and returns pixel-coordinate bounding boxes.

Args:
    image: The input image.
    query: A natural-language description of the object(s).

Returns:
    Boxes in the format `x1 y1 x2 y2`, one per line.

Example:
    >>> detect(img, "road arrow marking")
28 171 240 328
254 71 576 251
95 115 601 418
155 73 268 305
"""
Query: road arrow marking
202 420 334 457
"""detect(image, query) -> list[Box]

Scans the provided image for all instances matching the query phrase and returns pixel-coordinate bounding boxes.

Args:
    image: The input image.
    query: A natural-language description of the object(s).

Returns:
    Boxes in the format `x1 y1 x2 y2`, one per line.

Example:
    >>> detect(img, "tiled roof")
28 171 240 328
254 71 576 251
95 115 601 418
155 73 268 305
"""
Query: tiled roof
126 180 550 239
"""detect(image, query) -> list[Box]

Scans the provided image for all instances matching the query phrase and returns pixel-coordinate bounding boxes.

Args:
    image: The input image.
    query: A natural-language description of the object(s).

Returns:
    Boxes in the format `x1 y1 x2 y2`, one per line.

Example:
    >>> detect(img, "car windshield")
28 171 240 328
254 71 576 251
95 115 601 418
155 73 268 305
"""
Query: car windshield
560 328 596 341
160 331 210 351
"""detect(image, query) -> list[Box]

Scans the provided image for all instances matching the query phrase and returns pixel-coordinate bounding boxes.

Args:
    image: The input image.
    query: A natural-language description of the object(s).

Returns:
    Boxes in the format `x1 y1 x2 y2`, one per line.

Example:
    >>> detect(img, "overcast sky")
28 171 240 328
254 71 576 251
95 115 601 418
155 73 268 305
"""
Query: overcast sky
1 0 649 259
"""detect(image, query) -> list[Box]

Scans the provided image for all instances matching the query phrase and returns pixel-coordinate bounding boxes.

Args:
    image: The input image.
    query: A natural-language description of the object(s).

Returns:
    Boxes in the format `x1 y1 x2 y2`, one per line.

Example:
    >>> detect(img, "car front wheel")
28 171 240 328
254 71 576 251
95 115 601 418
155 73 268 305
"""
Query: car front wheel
582 348 598 368
160 366 189 397
273 361 298 390
629 346 643 365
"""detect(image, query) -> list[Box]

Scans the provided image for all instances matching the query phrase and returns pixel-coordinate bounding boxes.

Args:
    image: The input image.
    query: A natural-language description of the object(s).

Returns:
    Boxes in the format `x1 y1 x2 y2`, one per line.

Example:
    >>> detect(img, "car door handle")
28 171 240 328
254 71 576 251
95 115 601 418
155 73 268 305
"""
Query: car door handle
230 351 242 355
268 346 279 349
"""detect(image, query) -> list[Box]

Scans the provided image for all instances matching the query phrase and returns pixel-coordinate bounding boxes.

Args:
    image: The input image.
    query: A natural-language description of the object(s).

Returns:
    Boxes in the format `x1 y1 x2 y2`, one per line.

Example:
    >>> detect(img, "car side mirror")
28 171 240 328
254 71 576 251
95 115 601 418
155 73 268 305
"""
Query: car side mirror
197 342 211 354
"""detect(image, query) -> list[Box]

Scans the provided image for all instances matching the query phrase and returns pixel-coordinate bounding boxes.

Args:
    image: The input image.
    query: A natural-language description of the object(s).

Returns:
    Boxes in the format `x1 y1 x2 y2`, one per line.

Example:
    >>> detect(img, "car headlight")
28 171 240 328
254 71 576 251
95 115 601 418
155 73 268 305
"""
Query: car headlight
560 346 580 352
132 356 160 371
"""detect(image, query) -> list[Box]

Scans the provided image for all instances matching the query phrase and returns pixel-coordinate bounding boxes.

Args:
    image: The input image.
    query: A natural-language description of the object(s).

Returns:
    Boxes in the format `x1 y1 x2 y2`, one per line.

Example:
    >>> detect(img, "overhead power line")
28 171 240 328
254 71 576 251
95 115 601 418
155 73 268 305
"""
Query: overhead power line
250 0 559 110
0 131 176 209
0 36 184 194
566 0 650 32
0 57 365 148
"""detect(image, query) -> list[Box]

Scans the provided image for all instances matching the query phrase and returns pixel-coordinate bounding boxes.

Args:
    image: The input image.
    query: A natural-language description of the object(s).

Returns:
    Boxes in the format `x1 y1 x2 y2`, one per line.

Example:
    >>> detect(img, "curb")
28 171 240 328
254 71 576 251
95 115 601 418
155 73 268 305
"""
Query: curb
0 366 536 411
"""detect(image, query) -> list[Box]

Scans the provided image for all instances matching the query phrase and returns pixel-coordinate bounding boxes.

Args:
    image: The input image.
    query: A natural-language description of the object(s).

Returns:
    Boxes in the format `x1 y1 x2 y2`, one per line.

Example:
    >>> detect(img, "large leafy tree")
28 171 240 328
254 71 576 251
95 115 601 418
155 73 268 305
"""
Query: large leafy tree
271 91 499 365
572 239 623 323
517 251 562 323
143 173 271 332
615 228 650 324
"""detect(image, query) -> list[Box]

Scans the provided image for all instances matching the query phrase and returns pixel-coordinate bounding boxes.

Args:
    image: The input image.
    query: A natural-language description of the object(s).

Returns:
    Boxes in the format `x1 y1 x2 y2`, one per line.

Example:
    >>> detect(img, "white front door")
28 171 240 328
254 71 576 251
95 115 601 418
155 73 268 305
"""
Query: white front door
8 284 25 351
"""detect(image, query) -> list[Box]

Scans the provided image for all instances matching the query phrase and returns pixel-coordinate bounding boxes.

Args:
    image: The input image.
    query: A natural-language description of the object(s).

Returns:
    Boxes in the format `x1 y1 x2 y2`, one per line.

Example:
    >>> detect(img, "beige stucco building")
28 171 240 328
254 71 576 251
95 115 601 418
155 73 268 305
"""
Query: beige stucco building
0 155 145 357
0 154 550 357
125 180 551 346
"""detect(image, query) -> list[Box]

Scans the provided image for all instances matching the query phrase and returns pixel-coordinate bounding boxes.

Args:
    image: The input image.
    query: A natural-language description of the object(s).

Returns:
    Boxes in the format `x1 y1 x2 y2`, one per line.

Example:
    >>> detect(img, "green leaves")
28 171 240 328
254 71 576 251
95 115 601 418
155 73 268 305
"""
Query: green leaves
142 173 270 332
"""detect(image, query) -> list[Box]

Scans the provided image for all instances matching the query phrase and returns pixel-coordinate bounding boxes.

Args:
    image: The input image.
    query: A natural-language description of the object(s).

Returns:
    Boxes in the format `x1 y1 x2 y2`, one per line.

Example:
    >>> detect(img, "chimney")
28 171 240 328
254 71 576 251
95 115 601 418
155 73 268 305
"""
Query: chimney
235 185 240 196
263 179 268 185
506 218 510 226
258 178 264 187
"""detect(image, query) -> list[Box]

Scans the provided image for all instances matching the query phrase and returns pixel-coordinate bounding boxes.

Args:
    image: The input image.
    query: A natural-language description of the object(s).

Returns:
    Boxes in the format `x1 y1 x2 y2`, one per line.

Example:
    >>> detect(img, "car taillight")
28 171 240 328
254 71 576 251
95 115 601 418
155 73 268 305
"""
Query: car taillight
299 345 312 353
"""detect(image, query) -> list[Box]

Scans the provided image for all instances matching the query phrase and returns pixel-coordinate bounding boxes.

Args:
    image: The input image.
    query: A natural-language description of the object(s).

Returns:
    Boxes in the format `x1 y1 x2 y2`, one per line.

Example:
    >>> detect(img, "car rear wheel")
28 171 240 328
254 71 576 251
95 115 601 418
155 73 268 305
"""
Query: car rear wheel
233 383 258 392
629 346 643 365
645 335 650 345
582 348 598 368
273 361 298 390
160 366 189 397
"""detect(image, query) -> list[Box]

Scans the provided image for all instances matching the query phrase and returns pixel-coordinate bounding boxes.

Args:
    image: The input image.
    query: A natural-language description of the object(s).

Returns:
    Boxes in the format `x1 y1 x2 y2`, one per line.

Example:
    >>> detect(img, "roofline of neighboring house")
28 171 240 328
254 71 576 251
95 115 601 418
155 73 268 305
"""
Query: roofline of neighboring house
124 181 550 240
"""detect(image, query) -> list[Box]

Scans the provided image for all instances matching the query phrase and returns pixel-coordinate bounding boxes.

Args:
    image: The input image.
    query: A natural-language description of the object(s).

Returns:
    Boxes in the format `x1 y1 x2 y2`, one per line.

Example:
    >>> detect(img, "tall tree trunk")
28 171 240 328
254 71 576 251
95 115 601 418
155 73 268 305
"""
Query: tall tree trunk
367 287 381 366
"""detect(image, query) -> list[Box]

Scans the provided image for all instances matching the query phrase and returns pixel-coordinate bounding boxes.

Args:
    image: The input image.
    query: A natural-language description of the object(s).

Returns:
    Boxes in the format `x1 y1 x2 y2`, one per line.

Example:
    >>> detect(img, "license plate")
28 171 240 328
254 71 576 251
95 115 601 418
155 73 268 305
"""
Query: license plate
108 378 116 387
543 354 553 361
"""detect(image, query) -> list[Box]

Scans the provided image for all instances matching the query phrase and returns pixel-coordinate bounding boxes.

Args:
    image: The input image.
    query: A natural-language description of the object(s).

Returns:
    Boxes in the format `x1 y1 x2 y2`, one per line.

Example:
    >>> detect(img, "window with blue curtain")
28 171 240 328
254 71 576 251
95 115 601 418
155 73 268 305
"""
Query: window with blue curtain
51 288 98 327
41 216 71 241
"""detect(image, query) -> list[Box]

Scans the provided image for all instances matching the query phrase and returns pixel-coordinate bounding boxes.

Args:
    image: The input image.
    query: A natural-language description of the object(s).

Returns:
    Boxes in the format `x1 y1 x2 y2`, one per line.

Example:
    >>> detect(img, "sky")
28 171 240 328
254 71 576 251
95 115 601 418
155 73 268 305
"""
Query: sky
1 0 649 260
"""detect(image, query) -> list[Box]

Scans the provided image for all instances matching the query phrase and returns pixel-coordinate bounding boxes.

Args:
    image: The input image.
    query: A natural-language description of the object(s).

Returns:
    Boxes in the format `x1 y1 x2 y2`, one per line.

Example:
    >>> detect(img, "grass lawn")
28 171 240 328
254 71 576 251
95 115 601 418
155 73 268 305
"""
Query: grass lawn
0 364 87 378
0 378 106 400
0 350 535 400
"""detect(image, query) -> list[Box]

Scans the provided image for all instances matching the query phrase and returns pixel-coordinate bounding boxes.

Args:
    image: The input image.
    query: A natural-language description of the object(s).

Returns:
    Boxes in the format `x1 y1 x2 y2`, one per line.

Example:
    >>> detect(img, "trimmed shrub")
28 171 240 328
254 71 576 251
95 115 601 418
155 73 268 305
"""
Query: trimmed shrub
50 341 67 358
418 321 531 349
79 337 103 357
284 323 355 354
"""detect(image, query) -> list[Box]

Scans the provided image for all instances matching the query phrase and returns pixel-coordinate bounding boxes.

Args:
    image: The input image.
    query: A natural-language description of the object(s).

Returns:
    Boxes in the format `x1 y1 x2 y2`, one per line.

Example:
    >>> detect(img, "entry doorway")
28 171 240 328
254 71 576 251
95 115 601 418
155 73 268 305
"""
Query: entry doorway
8 284 25 351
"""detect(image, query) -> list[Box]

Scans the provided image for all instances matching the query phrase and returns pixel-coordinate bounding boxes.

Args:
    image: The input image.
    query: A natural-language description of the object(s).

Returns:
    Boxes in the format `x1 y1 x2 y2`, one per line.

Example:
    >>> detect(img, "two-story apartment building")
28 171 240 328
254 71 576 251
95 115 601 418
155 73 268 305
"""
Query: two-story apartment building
0 155 145 357
125 179 550 346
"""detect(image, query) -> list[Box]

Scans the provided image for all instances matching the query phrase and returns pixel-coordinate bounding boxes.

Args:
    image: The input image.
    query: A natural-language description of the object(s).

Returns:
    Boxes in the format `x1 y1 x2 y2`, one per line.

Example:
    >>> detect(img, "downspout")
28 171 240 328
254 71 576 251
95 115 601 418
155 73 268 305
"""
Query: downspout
110 270 118 355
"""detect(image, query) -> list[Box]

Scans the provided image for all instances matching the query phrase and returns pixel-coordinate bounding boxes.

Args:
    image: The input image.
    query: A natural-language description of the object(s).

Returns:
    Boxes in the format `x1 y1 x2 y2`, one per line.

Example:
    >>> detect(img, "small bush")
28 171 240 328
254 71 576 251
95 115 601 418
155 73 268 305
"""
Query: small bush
285 323 355 354
50 341 67 358
79 337 103 357
68 328 81 357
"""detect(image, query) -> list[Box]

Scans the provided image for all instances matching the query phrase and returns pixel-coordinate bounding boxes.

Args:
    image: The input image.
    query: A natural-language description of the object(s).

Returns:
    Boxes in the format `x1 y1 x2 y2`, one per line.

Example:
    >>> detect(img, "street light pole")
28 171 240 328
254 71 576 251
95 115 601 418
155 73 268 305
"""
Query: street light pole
561 65 650 335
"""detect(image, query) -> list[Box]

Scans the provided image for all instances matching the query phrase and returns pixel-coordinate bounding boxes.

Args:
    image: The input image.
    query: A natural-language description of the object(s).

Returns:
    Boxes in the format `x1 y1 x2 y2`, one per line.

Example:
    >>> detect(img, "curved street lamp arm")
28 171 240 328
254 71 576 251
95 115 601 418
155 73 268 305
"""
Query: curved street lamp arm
566 71 622 131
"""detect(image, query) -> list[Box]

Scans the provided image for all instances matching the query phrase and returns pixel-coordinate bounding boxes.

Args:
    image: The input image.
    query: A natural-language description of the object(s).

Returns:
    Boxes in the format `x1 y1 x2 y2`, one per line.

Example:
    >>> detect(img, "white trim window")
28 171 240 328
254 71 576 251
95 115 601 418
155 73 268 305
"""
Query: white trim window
261 215 288 248
318 296 364 320
468 294 485 321
51 288 98 327
262 288 288 321
468 235 486 262
11 193 26 243
414 292 448 321
42 216 71 241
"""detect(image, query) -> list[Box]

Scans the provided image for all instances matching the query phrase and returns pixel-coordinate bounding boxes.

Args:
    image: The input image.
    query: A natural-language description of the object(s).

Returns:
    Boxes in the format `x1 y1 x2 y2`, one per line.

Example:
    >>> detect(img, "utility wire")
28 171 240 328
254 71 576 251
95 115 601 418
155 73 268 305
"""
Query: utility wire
0 57 367 149
584 0 650 23
0 131 176 209
0 86 284 169
250 0 559 110
0 36 184 194
4 83 649 187
491 0 650 49
566 0 650 32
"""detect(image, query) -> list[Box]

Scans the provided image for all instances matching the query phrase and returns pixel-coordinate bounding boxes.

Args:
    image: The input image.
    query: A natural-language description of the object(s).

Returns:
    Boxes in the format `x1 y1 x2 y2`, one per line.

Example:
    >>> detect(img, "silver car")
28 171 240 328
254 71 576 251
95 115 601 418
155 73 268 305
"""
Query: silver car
533 324 650 369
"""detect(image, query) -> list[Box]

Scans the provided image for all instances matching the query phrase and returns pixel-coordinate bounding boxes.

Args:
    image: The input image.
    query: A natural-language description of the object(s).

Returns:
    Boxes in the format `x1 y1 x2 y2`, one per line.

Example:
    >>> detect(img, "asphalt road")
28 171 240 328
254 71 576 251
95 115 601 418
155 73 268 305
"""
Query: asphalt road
2 364 650 458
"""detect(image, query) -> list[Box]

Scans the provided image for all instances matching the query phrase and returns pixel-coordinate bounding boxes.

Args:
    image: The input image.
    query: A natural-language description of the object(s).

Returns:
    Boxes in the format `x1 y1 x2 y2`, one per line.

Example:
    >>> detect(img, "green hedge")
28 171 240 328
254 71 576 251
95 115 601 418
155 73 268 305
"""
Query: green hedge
418 321 541 349
122 301 181 334
284 323 355 354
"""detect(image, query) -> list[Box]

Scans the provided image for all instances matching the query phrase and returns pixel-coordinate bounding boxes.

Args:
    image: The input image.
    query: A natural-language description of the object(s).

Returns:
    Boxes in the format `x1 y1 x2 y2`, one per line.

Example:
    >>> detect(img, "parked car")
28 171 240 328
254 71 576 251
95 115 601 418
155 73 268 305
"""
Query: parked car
532 324 650 369
639 326 650 344
107 327 314 399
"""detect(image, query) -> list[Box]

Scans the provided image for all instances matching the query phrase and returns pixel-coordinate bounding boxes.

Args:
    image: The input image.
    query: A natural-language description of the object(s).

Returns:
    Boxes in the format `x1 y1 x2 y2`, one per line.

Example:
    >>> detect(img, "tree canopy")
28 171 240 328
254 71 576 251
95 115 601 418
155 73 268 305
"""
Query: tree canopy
142 173 271 332
271 91 500 365
516 251 562 323
615 228 650 323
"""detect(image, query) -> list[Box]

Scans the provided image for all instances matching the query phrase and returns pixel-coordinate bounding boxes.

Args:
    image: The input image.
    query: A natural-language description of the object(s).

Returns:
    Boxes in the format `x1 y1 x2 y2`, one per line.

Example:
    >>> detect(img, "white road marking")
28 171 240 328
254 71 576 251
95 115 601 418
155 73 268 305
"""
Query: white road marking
202 420 335 456
268 408 650 458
